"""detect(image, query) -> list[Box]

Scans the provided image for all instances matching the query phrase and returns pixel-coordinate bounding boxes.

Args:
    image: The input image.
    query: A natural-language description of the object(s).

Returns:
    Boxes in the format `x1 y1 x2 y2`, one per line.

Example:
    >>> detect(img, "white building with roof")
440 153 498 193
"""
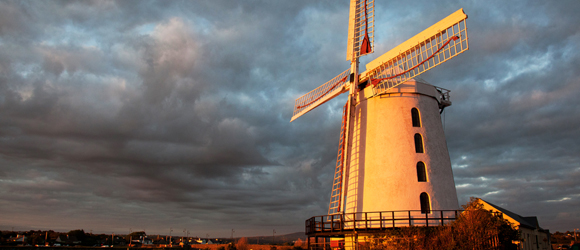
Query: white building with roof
476 198 551 250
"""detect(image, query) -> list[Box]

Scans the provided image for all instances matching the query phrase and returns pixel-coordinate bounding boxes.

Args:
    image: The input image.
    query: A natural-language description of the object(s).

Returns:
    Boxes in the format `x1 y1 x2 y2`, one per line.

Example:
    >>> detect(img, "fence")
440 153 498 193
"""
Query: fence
305 210 461 235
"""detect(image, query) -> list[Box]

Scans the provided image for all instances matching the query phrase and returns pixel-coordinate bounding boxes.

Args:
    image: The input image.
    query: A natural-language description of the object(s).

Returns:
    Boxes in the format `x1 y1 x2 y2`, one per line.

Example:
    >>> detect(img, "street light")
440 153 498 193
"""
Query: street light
129 229 133 247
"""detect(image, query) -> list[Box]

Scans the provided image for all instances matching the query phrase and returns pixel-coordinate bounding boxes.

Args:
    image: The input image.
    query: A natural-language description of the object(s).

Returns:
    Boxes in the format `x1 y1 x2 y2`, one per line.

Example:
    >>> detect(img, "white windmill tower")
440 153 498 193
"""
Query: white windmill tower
292 1 469 247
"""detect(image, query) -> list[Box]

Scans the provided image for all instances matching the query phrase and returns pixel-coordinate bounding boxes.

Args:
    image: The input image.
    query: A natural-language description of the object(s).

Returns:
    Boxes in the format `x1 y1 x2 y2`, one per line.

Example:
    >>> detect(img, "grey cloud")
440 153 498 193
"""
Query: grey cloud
1 0 579 236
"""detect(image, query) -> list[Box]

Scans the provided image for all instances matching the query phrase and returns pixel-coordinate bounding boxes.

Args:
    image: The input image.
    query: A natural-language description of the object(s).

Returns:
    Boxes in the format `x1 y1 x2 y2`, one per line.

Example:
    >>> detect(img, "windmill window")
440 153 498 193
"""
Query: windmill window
420 192 431 214
411 108 421 127
417 162 427 182
414 133 424 153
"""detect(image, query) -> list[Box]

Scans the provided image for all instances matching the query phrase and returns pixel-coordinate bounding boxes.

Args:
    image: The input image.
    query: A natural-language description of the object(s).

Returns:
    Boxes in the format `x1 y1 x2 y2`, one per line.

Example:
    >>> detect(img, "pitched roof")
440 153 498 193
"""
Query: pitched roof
478 199 540 230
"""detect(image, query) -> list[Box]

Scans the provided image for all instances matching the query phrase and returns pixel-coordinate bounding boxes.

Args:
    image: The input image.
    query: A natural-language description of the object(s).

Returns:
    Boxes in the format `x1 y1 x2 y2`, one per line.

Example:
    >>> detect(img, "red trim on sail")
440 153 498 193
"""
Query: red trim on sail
370 36 459 86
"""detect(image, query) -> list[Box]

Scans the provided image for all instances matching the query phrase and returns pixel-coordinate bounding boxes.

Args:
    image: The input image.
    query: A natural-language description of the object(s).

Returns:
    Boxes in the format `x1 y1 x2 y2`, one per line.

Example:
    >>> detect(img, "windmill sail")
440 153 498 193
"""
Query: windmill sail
290 69 351 122
346 0 375 61
360 8 468 96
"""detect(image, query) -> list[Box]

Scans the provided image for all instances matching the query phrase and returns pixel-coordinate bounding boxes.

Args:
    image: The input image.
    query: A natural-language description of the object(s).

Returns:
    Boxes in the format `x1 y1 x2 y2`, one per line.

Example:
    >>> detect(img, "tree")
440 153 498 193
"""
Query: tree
449 197 520 250
226 242 237 250
294 238 306 249
126 231 147 243
65 229 99 246
68 229 86 241
367 197 520 250
25 232 42 246
236 237 249 250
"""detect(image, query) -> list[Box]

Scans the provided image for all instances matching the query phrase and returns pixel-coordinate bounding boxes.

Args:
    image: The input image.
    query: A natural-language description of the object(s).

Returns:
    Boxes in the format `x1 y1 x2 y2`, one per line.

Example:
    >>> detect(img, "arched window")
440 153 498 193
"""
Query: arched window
414 133 424 153
411 108 421 127
417 162 427 182
420 192 431 214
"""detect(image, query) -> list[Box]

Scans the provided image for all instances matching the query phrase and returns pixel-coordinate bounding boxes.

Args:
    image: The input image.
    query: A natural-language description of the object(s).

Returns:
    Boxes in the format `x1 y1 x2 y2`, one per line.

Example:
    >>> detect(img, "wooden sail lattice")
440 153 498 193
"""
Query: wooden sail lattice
290 69 351 122
346 0 375 60
361 10 468 96
328 101 349 215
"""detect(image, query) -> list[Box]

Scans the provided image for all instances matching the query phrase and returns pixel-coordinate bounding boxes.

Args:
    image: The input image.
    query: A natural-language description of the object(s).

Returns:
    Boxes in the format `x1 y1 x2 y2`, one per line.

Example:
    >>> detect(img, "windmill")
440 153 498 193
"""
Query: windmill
291 0 469 230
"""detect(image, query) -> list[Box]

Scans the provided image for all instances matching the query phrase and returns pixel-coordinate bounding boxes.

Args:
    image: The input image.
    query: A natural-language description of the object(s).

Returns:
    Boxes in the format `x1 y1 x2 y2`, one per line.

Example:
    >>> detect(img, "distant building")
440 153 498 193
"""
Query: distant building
476 198 551 250
152 236 168 246
194 238 213 244
143 237 153 245
55 234 81 246
13 235 26 243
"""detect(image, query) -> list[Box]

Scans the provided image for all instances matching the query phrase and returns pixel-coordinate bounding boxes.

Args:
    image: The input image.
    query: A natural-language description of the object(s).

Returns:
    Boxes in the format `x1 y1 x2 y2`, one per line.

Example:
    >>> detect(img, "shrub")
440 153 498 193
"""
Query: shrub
293 238 305 250
236 237 249 250
226 242 237 250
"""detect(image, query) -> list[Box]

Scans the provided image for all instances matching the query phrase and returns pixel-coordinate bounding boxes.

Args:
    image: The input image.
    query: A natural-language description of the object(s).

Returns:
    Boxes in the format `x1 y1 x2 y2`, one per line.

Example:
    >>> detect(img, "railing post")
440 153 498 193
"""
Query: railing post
331 215 335 232
365 212 368 230
341 214 344 232
313 217 316 233
354 212 357 231
426 212 429 227
392 211 395 228
440 210 444 225
315 236 318 250
408 211 412 226
379 212 383 230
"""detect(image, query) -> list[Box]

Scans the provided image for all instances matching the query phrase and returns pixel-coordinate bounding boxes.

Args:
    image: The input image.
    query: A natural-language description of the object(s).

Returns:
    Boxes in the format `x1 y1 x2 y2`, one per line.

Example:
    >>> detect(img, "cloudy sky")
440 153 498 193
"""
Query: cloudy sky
1 0 579 237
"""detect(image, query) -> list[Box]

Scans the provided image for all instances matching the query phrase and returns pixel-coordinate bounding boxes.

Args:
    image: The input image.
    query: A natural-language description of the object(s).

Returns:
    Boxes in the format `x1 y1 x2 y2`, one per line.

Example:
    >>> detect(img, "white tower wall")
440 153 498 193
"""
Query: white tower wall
342 79 459 214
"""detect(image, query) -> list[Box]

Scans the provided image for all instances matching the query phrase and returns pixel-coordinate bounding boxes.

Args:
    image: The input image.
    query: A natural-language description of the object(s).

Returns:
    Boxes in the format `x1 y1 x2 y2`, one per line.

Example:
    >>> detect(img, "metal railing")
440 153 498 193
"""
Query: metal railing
435 86 452 111
306 210 461 235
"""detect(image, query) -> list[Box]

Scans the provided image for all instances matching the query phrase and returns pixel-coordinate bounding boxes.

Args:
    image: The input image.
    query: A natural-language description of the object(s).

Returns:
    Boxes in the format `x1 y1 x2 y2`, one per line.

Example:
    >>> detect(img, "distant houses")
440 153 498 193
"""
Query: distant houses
12 235 26 244
194 238 214 244
126 235 220 247
55 234 82 245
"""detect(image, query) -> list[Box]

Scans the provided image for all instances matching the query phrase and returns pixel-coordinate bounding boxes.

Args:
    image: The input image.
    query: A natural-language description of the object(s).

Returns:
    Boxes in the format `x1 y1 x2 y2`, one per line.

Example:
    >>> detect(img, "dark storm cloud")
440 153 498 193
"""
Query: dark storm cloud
424 0 580 232
0 0 345 236
0 0 579 236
